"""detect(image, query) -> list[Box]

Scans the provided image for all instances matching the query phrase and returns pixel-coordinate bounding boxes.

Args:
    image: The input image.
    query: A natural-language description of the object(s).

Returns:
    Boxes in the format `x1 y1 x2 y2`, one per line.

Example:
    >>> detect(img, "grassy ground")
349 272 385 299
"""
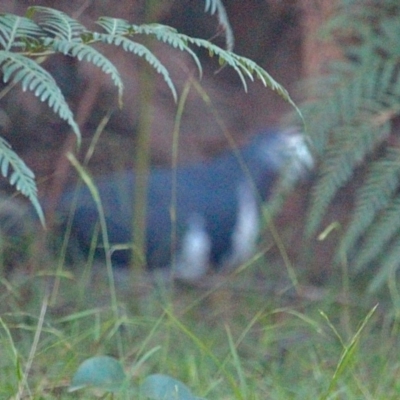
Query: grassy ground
1 250 400 399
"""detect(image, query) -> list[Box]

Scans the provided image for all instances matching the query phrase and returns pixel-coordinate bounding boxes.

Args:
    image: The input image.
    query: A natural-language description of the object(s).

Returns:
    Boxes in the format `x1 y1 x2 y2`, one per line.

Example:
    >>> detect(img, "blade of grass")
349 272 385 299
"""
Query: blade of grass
67 153 124 357
15 288 49 400
164 307 245 399
225 324 249 399
320 304 379 400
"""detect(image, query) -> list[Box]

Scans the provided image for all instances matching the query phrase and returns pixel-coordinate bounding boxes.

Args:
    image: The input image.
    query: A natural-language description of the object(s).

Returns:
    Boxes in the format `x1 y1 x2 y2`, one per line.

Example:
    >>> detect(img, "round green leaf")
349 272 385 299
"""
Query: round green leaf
141 373 205 400
69 355 127 393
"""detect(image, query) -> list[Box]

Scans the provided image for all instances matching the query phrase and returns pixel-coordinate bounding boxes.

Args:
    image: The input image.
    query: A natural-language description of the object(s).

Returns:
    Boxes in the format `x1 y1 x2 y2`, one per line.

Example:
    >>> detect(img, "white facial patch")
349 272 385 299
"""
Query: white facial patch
258 129 314 182
283 133 314 180
173 214 211 281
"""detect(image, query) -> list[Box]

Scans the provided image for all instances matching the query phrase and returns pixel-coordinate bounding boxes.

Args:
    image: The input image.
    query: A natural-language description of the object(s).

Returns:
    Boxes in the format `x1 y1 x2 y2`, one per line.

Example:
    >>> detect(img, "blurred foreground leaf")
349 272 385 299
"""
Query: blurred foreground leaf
69 355 129 393
141 373 205 400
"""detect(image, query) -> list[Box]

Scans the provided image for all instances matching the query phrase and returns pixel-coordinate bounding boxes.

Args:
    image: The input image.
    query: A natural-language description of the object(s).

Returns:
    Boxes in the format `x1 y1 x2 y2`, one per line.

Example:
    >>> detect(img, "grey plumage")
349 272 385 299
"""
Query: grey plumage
57 128 313 281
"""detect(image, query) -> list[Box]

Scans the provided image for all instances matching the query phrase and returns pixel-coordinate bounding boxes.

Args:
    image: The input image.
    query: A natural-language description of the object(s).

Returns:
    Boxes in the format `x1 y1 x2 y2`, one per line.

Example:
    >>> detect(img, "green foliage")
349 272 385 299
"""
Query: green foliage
0 13 80 135
0 137 44 224
303 0 400 291
319 304 378 400
141 373 205 400
69 356 129 393
70 356 205 399
0 2 296 224
1 264 398 399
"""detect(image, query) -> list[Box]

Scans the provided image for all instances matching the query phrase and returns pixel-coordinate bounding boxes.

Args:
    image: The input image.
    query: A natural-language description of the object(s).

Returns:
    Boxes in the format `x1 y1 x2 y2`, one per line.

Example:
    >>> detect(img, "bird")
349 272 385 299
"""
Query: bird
57 128 313 282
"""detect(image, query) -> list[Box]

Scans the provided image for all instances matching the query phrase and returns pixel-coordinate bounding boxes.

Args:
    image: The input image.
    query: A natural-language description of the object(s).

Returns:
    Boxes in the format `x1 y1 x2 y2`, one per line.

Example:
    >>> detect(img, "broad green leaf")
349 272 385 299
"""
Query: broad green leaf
141 373 205 400
69 355 128 393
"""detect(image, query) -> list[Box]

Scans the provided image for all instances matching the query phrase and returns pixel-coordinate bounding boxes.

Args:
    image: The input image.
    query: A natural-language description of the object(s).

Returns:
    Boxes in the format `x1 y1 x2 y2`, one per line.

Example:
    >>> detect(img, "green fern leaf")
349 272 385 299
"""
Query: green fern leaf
28 6 86 40
95 16 131 37
301 1 400 291
128 23 298 112
304 60 394 238
184 35 300 114
307 123 387 237
353 196 400 272
367 233 400 293
48 38 124 106
131 23 203 77
339 147 400 259
0 137 44 225
0 51 80 139
234 53 295 103
94 18 202 101
95 18 177 102
0 14 43 51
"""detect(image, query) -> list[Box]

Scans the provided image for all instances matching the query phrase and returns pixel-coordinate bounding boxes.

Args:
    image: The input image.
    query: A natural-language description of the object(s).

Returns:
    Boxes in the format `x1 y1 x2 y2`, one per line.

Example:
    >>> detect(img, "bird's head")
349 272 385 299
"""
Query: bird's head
248 127 314 183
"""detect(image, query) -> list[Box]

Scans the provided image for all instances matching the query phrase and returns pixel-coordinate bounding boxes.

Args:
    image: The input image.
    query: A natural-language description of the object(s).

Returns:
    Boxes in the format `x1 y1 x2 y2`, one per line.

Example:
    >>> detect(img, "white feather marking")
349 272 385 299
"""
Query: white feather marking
284 133 314 180
223 183 260 269
174 214 211 281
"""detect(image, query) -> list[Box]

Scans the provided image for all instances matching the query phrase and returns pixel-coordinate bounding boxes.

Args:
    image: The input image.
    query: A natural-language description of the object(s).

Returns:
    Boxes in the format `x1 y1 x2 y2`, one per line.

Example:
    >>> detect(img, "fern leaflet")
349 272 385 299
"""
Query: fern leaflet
95 18 177 102
0 137 44 224
0 51 80 138
302 0 400 291
48 38 124 106
339 147 400 260
28 6 87 41
0 14 43 51
130 23 203 76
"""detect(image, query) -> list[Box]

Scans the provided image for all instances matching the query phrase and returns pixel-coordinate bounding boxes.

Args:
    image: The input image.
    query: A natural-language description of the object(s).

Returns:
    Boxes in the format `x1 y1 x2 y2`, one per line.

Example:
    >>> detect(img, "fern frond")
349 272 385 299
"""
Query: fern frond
130 23 297 110
353 196 400 272
94 18 296 110
184 35 298 111
204 0 234 50
0 51 80 138
0 137 44 225
304 52 400 234
339 147 400 259
95 18 176 102
228 51 297 107
48 38 124 106
95 17 131 37
28 6 86 41
130 23 203 76
367 232 400 293
0 14 43 51
304 1 400 291
307 123 386 237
